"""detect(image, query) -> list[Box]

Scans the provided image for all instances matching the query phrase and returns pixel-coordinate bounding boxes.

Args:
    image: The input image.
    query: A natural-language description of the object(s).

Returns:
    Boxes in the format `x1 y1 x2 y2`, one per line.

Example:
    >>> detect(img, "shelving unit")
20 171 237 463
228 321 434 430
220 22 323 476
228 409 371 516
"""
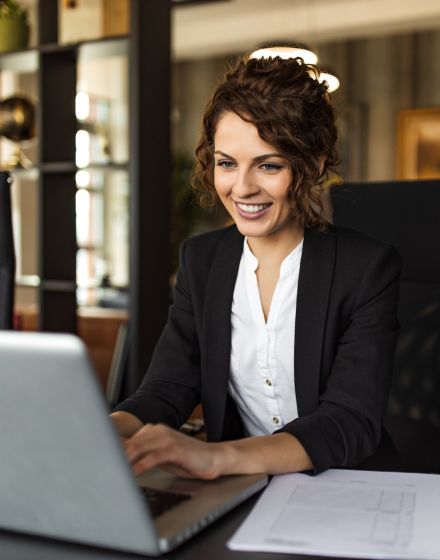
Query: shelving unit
38 28 77 331
2 0 172 393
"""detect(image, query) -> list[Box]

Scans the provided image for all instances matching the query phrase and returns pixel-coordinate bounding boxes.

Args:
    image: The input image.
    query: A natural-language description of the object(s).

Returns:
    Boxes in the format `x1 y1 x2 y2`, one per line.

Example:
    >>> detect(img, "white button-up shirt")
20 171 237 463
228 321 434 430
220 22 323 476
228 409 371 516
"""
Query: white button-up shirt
228 238 303 436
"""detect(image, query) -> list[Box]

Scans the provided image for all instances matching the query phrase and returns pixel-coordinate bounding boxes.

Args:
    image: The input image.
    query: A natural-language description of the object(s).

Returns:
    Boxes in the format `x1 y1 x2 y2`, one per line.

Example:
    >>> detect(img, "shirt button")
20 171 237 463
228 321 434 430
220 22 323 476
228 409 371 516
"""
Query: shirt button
265 379 272 387
272 416 280 425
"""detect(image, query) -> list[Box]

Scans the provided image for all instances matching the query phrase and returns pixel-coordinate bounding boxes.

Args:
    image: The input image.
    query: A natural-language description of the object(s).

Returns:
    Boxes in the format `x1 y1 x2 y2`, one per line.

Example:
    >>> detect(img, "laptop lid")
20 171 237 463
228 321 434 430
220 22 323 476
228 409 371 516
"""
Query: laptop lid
0 331 160 556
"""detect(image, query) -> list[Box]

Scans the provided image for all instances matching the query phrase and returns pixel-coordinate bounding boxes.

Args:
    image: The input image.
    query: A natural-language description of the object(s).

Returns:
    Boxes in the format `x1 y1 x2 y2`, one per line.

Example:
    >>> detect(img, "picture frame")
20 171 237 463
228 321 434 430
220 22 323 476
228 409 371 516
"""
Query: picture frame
396 108 440 180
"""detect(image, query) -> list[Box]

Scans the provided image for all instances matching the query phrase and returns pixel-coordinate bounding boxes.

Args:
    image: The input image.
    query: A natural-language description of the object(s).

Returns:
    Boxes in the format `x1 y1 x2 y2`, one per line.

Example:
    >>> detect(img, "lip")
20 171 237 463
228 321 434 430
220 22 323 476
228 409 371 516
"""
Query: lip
234 201 272 220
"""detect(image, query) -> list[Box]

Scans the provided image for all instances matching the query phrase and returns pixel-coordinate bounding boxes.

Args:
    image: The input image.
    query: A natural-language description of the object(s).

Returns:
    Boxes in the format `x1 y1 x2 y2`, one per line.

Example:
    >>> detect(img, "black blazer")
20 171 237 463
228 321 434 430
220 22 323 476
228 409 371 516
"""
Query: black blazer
115 224 402 473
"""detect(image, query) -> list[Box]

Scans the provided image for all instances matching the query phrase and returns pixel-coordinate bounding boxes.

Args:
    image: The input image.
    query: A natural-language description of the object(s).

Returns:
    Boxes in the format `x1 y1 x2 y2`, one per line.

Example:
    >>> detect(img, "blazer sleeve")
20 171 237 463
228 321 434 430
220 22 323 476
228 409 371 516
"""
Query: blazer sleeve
113 240 201 428
276 243 402 474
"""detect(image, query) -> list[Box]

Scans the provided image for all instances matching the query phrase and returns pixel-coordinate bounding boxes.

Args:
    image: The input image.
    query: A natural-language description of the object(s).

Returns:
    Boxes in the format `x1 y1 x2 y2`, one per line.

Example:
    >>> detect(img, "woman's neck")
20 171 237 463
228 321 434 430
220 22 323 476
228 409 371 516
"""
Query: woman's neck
246 220 304 266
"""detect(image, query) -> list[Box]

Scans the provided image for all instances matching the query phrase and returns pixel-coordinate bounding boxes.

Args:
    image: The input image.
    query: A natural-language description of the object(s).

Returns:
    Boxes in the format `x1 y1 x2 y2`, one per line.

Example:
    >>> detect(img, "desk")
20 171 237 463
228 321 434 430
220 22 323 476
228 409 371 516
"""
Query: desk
0 494 298 560
0 456 408 560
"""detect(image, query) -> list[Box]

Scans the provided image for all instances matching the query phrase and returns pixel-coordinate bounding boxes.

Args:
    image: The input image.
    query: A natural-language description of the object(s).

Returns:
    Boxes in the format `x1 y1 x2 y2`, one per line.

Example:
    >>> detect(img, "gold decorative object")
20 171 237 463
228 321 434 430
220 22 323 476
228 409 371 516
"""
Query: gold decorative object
0 94 35 169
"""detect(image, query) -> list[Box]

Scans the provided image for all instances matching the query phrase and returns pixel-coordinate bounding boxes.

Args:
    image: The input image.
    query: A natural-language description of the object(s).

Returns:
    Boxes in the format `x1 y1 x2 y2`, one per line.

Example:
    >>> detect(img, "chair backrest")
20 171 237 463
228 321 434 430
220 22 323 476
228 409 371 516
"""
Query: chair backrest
331 180 440 428
0 171 15 330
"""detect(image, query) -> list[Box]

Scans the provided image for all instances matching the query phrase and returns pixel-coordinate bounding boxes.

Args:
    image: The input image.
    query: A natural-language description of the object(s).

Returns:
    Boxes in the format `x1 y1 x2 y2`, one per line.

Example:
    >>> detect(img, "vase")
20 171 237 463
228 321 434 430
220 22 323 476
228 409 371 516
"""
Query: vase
0 19 30 53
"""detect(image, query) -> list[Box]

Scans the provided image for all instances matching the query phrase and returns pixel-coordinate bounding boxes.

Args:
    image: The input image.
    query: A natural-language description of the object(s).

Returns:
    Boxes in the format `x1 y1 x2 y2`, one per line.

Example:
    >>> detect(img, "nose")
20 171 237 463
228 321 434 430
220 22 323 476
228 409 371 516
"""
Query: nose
231 169 260 199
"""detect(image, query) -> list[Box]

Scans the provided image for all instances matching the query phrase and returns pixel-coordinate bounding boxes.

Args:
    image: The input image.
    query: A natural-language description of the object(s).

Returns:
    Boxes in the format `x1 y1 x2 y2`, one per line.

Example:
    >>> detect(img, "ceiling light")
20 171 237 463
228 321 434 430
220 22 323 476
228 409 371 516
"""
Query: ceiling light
318 68 340 93
250 46 340 93
250 46 318 65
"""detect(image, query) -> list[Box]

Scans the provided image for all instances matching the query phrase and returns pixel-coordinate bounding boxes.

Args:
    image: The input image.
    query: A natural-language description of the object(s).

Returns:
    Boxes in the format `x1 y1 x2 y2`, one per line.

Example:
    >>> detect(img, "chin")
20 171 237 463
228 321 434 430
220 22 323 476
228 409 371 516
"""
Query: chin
234 221 271 239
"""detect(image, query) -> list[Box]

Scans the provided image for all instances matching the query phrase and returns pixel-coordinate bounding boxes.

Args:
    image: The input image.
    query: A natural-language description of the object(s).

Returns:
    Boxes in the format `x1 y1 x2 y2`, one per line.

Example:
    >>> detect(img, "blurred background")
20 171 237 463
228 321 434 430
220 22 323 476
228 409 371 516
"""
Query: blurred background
2 0 440 395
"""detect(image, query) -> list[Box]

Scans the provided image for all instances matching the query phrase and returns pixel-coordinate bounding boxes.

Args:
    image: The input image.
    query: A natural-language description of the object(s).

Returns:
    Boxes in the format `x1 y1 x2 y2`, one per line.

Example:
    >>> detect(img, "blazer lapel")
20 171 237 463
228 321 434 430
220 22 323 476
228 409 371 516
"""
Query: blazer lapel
201 224 336 438
201 226 243 441
295 226 336 416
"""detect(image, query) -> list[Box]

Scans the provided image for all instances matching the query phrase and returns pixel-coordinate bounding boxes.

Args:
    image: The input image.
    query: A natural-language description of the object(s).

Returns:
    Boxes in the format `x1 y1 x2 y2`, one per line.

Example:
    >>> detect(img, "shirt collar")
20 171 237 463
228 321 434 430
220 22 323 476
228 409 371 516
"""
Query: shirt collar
243 238 259 273
280 240 303 276
243 237 303 276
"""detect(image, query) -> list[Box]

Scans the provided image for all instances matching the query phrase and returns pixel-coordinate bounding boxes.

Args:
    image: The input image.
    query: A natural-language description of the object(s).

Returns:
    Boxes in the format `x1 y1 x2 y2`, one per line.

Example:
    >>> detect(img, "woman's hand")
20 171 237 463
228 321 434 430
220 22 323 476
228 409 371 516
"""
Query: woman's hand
110 411 144 439
123 423 225 479
122 423 313 479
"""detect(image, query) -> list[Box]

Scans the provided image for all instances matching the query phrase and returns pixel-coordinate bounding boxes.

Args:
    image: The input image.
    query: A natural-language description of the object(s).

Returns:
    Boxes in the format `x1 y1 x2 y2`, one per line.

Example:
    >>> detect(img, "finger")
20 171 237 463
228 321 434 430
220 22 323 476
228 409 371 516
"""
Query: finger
126 425 212 478
127 423 168 448
131 440 202 477
132 448 180 477
125 437 162 464
132 443 216 480
125 424 175 464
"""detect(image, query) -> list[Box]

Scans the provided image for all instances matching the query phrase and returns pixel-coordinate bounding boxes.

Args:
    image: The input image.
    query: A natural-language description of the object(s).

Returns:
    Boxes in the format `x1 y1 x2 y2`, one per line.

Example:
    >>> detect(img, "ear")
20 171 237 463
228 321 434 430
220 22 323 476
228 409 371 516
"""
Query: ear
319 155 327 175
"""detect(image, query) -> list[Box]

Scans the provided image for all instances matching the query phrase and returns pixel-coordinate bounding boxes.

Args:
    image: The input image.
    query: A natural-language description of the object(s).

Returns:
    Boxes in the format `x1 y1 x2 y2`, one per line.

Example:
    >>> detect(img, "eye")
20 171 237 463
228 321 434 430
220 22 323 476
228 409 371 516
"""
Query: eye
216 159 236 169
260 162 283 172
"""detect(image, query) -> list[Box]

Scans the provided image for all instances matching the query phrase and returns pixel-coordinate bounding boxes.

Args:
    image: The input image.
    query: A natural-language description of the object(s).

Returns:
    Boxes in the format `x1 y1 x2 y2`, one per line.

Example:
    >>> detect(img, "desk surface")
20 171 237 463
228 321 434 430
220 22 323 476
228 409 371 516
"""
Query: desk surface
0 493 324 560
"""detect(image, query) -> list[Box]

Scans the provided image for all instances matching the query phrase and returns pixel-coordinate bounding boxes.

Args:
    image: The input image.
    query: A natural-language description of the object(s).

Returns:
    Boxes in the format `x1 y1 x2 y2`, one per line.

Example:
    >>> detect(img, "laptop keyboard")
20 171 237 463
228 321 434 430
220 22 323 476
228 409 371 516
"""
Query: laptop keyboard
140 487 191 518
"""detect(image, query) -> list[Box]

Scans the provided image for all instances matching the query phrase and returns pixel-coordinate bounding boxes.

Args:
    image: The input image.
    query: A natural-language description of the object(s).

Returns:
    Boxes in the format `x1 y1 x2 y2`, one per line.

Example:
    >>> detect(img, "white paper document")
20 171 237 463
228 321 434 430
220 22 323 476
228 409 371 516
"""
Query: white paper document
228 469 440 559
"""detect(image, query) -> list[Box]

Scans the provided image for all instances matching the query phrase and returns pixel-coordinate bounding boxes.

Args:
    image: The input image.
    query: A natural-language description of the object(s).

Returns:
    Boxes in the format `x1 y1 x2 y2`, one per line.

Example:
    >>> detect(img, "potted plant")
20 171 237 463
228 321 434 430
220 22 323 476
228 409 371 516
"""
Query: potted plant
0 0 29 53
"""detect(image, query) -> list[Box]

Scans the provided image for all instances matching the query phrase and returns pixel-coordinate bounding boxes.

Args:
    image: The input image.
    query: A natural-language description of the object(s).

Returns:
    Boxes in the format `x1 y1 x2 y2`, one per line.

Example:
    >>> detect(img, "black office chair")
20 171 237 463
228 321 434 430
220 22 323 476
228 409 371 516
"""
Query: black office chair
331 180 440 473
0 171 15 330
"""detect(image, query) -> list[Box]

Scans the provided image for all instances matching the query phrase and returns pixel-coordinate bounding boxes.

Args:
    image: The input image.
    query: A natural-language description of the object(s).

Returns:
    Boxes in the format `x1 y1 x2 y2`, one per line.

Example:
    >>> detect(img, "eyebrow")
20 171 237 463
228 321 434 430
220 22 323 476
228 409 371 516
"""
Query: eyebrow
214 150 284 163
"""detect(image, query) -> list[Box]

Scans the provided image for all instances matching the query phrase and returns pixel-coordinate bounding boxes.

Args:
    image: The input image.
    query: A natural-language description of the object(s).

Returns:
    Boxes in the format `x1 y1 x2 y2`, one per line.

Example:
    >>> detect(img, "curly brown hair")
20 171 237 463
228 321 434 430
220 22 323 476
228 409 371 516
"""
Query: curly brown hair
191 54 339 229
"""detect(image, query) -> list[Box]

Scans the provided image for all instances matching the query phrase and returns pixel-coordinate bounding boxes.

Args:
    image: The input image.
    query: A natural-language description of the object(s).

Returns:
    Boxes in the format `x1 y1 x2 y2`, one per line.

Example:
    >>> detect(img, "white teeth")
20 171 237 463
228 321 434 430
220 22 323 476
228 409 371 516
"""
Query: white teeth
237 203 270 214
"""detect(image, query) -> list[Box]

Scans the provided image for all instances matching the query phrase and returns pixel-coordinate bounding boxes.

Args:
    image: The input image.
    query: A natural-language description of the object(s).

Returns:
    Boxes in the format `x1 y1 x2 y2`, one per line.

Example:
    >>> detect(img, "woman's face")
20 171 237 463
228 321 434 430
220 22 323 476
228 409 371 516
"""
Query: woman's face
213 111 296 241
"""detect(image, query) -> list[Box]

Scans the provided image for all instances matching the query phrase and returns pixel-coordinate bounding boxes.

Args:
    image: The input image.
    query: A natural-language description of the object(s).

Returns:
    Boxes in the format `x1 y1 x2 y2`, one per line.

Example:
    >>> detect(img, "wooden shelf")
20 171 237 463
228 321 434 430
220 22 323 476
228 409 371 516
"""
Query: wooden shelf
10 162 129 174
40 162 76 173
81 162 130 171
39 43 76 55
15 275 40 288
9 167 39 179
0 48 38 72
41 34 129 55
40 280 76 292
10 162 129 175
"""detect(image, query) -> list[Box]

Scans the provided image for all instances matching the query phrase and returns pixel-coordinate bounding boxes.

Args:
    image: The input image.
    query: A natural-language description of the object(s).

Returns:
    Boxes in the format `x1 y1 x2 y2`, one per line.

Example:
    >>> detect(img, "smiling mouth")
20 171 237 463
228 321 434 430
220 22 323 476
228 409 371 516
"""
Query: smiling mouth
235 202 272 214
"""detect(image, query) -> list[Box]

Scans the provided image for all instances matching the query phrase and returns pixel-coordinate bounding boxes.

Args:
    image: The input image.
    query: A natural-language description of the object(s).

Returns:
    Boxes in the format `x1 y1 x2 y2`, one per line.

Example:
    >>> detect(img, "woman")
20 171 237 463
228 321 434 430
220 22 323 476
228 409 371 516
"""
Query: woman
111 52 401 478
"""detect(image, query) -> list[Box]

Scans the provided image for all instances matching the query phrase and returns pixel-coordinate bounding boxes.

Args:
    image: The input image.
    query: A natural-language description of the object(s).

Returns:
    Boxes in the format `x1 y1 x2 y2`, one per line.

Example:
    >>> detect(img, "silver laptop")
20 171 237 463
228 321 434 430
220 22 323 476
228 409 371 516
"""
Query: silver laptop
0 331 267 555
